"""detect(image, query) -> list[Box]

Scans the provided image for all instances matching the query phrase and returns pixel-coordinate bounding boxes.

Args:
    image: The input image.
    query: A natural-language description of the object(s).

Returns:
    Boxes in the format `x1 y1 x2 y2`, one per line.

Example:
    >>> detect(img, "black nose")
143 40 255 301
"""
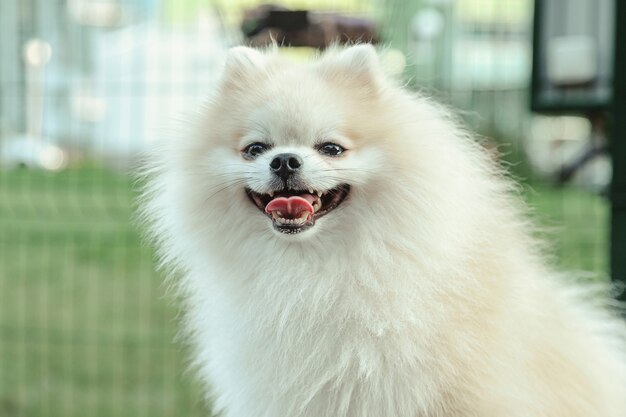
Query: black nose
269 153 303 180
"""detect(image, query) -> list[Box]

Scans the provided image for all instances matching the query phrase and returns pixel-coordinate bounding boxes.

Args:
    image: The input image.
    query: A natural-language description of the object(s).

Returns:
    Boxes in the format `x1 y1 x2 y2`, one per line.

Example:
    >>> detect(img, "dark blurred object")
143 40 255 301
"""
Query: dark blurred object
530 0 615 188
241 4 378 48
531 0 615 113
554 113 608 186
611 0 626 296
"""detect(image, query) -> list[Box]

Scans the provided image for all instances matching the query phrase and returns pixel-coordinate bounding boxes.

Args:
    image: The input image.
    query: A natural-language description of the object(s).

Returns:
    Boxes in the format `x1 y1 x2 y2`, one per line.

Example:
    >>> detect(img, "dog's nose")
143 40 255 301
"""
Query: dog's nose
269 153 303 180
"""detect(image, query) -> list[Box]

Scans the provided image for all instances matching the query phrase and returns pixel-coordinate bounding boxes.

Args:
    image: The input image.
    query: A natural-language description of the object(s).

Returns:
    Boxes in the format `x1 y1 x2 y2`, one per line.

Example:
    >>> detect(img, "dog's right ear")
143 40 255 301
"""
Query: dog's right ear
219 46 267 92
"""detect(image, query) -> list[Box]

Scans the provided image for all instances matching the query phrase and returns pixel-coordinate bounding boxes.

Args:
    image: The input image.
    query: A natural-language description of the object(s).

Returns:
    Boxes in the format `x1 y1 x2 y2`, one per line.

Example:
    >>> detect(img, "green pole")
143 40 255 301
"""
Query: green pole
611 1 626 300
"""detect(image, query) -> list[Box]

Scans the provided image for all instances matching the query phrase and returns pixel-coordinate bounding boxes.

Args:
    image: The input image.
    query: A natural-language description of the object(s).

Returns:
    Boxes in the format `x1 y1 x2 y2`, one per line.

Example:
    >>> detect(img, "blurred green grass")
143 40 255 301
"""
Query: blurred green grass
0 167 609 417
524 183 609 276
0 167 206 417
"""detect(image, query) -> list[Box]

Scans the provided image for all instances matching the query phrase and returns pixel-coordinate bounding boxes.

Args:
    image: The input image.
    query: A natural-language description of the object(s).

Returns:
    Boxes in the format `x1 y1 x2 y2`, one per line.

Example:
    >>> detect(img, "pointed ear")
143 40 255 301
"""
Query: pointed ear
220 46 268 91
319 44 383 91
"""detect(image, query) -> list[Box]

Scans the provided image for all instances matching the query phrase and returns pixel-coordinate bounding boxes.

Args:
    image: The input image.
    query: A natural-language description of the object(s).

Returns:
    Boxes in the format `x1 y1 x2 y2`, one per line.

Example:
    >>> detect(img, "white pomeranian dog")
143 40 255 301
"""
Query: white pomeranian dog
140 44 626 417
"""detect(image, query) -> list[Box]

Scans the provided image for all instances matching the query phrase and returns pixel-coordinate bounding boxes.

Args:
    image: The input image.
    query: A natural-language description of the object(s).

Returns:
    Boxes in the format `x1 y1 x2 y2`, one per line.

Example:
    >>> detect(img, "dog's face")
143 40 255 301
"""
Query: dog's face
193 45 392 240
242 138 353 235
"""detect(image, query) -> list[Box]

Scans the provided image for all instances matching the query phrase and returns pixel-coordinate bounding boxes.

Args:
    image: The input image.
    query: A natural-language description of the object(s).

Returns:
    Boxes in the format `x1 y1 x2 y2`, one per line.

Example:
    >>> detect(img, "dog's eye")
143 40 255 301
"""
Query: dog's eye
317 143 346 157
242 143 270 159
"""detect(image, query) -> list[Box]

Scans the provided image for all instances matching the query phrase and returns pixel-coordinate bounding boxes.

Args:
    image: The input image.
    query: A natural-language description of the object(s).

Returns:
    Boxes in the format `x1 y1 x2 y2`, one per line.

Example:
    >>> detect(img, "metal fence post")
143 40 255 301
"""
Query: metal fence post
0 0 24 134
611 1 626 300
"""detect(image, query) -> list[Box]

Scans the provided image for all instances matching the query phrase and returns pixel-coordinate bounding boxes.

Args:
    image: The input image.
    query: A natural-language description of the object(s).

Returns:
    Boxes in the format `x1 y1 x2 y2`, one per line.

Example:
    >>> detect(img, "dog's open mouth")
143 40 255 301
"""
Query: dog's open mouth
245 185 350 234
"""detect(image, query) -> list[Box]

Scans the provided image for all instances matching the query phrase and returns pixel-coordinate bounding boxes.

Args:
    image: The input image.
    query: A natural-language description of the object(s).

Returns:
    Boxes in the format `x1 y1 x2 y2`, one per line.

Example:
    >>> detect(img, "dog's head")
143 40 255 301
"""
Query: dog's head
183 44 401 241
145 43 486 264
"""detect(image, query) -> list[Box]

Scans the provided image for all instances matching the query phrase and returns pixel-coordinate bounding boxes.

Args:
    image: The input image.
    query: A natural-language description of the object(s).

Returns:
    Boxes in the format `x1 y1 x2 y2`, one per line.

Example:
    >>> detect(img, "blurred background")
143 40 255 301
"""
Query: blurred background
0 0 621 416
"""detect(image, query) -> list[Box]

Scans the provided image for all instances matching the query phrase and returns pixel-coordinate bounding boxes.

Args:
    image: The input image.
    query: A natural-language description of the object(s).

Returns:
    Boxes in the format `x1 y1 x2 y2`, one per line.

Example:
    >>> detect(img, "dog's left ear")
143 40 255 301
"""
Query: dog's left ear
318 44 383 92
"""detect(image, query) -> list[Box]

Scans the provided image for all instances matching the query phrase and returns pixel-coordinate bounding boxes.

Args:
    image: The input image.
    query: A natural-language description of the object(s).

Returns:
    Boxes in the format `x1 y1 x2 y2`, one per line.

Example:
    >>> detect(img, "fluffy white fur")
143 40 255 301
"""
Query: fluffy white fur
140 44 626 417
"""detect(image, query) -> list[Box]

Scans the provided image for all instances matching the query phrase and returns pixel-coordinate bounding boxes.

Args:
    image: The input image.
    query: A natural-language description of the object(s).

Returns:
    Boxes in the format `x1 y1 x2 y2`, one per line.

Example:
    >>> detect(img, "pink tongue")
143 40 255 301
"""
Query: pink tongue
265 196 314 217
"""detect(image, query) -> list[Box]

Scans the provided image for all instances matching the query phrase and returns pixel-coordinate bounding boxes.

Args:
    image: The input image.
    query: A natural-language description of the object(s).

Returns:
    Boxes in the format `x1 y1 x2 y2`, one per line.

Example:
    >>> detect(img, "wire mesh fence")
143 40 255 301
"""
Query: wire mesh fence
0 1 611 416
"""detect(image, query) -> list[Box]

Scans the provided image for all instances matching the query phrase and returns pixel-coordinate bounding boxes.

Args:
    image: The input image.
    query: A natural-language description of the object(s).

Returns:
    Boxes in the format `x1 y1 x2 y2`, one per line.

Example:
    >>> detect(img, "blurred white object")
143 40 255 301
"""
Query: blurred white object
547 36 597 86
23 39 52 68
411 8 445 40
527 115 611 190
2 38 67 171
67 0 123 27
0 135 67 170
409 7 446 82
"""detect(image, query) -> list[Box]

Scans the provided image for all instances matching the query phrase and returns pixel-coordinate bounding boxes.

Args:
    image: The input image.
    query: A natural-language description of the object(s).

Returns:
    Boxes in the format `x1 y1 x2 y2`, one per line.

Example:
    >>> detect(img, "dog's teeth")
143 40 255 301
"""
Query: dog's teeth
316 191 322 197
308 188 314 194
270 210 310 227
269 191 274 197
